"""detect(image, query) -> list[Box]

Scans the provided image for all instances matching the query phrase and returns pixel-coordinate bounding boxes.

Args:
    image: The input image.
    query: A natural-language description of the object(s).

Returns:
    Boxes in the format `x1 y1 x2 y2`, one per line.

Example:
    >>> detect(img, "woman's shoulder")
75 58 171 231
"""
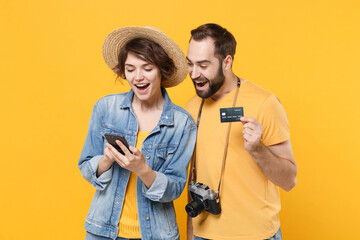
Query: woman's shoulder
98 92 127 101
170 103 197 128
171 103 192 116
95 92 128 107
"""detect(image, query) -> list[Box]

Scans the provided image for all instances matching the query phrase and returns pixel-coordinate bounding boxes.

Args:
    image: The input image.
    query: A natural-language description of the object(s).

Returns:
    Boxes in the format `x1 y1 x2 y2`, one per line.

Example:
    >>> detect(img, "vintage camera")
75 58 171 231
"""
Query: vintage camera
185 181 221 218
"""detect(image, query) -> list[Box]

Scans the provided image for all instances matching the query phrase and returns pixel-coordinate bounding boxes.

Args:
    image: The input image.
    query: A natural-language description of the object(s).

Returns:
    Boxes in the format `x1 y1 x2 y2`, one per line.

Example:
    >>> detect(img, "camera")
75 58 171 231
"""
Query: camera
185 181 221 218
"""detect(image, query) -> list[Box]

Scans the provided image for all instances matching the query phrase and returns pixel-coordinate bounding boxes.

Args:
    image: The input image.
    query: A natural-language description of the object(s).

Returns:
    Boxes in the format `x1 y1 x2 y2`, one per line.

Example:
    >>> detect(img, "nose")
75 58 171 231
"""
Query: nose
134 69 144 81
189 66 201 80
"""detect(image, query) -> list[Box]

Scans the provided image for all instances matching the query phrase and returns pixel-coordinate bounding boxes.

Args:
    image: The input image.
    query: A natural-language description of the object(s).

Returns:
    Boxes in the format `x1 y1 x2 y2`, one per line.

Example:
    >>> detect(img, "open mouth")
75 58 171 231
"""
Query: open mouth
135 83 150 90
194 80 208 88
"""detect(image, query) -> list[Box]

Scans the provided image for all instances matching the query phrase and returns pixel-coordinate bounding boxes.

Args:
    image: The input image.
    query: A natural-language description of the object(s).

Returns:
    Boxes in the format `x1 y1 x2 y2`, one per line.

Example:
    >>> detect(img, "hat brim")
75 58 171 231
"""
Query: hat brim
102 26 187 88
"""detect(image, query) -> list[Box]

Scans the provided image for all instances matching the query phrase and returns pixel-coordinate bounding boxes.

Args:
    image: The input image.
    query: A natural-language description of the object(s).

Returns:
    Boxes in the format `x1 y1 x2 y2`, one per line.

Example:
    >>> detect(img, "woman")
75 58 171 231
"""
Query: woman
78 27 197 240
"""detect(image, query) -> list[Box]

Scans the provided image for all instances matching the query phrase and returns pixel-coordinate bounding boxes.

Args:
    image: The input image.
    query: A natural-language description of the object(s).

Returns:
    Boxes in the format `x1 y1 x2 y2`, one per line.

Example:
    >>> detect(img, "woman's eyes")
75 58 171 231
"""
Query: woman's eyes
126 68 153 72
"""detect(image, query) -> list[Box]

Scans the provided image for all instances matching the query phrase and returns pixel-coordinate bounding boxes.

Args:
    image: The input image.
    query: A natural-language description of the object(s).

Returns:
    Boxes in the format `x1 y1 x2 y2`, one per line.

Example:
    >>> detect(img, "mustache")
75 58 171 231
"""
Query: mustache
191 76 209 82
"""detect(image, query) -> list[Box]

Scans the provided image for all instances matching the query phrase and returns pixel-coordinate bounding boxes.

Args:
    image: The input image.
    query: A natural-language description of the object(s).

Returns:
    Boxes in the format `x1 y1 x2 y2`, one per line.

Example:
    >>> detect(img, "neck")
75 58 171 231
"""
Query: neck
132 91 165 112
211 72 239 101
132 90 165 132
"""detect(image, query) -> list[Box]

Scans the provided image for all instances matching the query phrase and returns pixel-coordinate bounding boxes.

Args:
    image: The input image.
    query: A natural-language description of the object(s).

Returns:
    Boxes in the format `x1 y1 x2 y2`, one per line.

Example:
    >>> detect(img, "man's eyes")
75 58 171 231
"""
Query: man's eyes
187 62 208 69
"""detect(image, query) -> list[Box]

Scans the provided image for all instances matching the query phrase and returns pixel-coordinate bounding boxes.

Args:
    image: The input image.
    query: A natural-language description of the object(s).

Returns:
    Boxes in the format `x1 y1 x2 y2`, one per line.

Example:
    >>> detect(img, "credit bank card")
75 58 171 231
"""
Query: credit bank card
220 107 244 123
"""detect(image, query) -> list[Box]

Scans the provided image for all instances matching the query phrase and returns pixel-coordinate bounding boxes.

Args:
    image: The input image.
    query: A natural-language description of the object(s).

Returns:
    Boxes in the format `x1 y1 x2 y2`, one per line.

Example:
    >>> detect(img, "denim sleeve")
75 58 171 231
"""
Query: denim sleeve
142 118 197 202
78 101 112 190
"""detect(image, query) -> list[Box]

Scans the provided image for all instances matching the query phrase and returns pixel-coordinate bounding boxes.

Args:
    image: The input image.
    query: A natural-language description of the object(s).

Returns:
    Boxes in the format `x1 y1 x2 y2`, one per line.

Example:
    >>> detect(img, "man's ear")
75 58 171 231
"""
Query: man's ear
222 55 233 70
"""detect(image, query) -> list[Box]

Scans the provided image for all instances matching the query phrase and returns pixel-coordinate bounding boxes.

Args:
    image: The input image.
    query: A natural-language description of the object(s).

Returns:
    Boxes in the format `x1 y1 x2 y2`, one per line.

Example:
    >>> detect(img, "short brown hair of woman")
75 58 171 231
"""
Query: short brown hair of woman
116 38 176 82
190 23 237 61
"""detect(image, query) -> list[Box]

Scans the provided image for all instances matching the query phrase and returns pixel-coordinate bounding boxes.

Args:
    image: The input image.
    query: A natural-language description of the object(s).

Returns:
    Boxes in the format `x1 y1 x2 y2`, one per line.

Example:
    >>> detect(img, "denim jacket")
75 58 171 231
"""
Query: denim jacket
78 89 197 240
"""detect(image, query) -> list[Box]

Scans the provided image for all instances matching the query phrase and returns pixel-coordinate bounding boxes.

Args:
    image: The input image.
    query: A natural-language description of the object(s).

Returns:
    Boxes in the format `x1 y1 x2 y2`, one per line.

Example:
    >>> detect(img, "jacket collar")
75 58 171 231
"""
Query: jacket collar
119 88 174 126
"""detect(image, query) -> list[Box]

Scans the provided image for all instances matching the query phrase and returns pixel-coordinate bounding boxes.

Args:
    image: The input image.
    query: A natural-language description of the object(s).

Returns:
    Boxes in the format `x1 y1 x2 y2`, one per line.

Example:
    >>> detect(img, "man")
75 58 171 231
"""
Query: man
185 23 297 240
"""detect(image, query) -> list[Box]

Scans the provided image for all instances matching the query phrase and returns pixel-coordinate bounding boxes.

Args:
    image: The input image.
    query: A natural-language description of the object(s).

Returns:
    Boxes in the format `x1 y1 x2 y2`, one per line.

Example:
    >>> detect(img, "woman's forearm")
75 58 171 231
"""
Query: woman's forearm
96 156 114 177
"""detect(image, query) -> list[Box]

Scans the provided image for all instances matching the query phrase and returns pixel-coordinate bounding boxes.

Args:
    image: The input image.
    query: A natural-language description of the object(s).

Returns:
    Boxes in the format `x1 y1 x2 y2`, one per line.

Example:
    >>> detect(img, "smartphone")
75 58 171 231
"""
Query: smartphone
104 133 131 155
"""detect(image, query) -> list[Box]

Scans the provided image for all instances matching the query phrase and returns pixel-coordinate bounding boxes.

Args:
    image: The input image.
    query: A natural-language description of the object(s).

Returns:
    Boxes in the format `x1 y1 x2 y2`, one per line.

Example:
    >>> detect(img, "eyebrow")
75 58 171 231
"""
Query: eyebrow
186 57 211 64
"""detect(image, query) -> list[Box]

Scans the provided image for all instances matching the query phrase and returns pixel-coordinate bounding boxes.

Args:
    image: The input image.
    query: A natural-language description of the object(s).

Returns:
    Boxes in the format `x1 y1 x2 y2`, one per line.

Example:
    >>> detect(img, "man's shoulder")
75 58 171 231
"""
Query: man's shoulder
241 79 284 109
242 79 273 98
185 95 202 118
186 94 202 105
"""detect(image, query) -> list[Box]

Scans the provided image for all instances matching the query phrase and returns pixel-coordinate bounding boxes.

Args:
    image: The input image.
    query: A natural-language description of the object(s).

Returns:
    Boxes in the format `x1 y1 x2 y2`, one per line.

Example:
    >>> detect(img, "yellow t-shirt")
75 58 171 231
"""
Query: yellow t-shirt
185 80 290 240
118 131 149 238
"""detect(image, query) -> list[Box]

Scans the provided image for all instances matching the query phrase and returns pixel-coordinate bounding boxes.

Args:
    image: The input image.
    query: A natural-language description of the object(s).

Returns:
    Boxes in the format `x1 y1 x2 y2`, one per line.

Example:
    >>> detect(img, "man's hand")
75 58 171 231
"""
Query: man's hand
241 117 263 153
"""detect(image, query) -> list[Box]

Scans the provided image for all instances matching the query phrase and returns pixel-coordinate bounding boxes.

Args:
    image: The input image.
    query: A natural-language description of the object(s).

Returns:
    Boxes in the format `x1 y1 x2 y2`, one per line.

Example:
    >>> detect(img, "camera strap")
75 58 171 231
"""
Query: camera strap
189 77 241 196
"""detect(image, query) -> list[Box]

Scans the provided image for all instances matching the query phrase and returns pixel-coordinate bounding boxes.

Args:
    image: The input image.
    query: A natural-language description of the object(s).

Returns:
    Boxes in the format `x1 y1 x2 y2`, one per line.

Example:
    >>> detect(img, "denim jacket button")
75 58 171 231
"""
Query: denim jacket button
145 154 150 159
145 215 150 220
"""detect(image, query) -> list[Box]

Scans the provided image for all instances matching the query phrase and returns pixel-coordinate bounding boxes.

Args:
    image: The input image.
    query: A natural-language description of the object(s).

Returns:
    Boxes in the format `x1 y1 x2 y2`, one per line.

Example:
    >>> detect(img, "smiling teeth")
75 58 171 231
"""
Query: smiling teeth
195 80 206 84
136 84 148 87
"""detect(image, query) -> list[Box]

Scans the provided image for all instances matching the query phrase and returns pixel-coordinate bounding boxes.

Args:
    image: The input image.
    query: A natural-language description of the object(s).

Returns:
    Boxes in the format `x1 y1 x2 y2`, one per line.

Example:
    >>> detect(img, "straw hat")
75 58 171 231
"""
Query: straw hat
102 26 187 88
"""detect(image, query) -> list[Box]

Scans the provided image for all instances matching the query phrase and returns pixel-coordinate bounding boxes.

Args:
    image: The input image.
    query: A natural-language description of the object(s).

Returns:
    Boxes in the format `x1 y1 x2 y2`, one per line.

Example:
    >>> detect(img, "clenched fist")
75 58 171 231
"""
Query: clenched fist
241 117 263 153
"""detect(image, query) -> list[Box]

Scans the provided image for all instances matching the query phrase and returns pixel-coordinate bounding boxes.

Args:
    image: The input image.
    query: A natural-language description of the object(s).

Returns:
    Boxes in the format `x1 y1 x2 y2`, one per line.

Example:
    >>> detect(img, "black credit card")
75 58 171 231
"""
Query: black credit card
220 107 244 123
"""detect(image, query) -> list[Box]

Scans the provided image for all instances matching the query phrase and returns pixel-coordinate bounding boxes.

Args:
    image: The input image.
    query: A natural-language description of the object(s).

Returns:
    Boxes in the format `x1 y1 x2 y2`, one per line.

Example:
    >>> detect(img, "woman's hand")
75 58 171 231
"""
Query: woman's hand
106 140 156 188
105 140 146 173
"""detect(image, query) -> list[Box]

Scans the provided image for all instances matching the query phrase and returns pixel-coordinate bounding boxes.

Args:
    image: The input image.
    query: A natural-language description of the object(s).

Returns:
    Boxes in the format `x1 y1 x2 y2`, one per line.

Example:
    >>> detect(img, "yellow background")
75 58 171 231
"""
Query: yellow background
1 0 359 239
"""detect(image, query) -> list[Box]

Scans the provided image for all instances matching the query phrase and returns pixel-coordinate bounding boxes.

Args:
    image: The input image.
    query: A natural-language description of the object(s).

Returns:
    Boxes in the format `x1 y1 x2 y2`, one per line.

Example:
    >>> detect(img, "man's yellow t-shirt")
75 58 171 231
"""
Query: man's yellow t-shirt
186 80 290 240
118 131 149 238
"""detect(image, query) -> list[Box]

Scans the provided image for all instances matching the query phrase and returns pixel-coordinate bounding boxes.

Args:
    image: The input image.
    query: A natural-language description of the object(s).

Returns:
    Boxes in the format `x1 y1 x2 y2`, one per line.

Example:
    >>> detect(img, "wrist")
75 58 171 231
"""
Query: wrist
248 142 266 160
136 162 152 178
246 141 262 154
251 142 264 153
96 156 114 177
100 156 114 168
136 163 156 188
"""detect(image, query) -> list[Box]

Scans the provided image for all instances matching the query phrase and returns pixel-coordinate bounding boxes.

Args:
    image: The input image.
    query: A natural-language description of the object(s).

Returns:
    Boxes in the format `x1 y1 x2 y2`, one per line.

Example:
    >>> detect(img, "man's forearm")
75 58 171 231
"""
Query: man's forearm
249 142 297 191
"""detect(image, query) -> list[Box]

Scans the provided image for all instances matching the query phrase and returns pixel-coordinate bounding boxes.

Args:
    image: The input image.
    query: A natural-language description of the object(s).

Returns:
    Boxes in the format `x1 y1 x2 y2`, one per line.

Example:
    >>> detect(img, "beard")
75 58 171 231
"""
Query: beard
192 65 225 99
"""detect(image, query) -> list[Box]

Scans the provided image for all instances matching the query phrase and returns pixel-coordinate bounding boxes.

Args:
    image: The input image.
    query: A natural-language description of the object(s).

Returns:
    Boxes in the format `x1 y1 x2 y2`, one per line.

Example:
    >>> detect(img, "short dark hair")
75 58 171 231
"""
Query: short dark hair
190 23 237 61
116 38 176 81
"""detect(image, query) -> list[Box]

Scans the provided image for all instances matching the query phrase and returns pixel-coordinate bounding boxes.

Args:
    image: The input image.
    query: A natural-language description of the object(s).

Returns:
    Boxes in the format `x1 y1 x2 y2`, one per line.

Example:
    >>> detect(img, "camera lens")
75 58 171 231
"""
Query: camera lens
185 200 205 218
